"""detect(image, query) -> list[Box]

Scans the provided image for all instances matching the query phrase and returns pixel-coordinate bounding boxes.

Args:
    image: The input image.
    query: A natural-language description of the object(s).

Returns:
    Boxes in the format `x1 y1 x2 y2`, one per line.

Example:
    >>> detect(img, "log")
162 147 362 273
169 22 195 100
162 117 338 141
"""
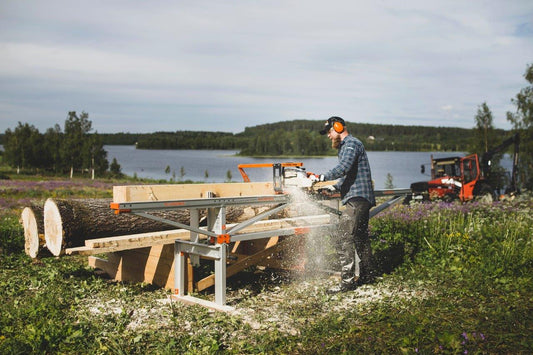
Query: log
43 197 258 256
112 182 276 203
21 205 45 258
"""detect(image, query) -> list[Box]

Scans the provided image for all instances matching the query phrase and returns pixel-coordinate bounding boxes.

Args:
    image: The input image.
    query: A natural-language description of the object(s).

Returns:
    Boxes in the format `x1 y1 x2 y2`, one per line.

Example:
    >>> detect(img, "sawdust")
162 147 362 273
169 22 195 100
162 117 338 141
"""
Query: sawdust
79 295 174 331
76 274 432 337
230 275 432 336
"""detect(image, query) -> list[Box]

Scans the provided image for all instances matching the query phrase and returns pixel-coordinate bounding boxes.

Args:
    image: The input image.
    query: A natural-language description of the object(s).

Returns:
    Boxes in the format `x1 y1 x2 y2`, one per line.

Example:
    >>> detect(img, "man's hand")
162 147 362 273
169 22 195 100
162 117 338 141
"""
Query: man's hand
307 172 325 182
318 185 338 197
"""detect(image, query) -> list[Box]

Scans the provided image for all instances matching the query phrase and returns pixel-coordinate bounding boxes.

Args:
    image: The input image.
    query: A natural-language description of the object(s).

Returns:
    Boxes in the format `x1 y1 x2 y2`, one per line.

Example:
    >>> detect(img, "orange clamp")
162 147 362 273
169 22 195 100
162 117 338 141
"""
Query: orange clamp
109 202 131 214
216 234 231 244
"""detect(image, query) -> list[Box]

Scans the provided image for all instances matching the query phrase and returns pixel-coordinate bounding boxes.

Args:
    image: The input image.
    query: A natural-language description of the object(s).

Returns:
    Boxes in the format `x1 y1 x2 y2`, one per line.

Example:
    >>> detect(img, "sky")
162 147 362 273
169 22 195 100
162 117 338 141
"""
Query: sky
1 1 532 134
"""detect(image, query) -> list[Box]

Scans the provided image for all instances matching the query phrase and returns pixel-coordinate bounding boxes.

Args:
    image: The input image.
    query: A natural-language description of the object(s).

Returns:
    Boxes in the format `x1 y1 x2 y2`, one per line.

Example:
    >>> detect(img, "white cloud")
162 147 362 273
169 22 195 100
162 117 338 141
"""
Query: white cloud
0 0 532 133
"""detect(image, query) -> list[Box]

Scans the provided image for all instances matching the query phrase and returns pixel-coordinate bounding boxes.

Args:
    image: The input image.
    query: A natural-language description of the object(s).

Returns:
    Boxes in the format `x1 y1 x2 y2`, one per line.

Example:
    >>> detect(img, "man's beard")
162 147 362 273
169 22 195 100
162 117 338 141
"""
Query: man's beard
331 136 341 149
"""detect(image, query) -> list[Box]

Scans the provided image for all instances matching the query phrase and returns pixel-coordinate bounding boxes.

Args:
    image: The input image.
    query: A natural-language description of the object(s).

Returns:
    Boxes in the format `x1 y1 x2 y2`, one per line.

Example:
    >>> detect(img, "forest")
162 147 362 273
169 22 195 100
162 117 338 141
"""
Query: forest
0 118 516 172
4 120 497 160
94 120 507 154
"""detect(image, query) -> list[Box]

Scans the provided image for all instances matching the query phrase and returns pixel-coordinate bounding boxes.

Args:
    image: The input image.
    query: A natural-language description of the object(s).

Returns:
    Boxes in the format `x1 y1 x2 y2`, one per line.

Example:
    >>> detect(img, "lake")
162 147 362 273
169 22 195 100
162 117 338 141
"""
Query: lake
0 144 513 189
104 146 477 189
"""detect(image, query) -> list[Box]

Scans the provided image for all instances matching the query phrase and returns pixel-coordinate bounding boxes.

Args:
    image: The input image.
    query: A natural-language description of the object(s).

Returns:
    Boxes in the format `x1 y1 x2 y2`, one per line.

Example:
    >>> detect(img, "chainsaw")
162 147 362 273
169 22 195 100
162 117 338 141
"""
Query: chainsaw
238 163 342 215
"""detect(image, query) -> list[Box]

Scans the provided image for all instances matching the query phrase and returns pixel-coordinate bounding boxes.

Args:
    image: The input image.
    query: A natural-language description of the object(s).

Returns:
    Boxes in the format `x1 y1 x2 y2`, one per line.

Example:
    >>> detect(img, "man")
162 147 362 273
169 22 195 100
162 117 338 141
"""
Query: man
308 116 376 294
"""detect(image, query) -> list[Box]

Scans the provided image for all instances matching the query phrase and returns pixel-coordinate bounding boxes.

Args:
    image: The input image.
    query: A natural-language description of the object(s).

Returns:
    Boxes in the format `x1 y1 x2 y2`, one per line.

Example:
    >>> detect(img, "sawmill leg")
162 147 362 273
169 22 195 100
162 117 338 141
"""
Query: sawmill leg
172 204 235 311
215 243 227 305
213 206 227 306
174 243 187 296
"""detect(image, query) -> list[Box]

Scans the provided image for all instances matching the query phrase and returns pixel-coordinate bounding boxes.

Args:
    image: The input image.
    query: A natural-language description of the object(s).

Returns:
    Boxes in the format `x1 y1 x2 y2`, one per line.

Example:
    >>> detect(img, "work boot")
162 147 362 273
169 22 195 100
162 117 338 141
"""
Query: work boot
356 271 376 286
326 282 357 295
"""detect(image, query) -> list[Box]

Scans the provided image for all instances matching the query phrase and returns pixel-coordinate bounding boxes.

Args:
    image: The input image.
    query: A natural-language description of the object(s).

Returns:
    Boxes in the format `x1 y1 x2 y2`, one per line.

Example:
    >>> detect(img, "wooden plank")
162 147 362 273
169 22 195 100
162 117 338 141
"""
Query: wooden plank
85 229 193 248
72 215 331 255
67 246 117 255
113 182 276 203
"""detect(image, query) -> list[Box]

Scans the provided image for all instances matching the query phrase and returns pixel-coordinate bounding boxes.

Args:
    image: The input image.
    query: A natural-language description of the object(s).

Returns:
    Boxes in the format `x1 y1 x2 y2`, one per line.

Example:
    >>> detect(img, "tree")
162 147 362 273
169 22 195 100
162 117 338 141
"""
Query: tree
385 173 395 189
474 102 495 153
61 111 107 178
507 63 533 190
3 122 42 173
62 111 92 177
43 124 62 172
109 158 122 177
83 133 108 178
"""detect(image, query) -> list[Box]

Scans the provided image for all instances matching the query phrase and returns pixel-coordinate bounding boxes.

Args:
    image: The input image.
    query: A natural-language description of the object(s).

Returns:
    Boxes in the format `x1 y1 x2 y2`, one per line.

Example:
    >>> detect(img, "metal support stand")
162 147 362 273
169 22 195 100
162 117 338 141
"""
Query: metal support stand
111 194 334 311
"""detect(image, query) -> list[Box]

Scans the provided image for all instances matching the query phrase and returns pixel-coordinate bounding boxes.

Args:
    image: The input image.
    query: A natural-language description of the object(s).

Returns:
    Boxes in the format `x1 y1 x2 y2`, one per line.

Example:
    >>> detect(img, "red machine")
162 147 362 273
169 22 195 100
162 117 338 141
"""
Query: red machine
409 134 520 202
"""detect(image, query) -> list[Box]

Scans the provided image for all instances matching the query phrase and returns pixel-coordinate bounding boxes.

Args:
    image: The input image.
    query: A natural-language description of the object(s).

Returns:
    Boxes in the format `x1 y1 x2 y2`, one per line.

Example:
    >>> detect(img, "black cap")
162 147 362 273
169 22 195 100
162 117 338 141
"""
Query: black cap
319 116 345 135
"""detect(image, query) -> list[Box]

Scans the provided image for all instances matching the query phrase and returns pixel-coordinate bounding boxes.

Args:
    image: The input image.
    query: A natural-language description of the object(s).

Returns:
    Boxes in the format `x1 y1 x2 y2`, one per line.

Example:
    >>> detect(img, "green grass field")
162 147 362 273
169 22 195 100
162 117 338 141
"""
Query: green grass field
1 175 532 354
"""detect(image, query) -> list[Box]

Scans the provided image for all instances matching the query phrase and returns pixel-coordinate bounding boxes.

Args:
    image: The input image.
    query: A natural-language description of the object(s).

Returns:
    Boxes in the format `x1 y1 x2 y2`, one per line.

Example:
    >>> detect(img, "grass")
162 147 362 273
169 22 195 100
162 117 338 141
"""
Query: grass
0 173 532 354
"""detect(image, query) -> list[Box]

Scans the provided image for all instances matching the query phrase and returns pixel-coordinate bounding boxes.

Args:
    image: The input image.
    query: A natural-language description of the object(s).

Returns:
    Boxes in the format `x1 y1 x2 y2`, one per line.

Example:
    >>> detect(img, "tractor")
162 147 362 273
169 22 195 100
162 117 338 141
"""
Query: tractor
408 133 520 203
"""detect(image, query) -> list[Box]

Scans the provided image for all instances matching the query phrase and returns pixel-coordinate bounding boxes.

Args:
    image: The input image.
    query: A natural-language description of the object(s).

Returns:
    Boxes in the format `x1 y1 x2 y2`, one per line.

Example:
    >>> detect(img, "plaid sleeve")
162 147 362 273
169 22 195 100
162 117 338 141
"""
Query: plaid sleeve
323 140 358 181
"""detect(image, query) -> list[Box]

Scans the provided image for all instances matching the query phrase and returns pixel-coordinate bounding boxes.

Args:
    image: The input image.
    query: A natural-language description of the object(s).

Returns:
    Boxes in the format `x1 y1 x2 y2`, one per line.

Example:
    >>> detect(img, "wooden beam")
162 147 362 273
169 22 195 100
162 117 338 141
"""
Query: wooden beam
85 229 194 248
67 215 330 255
113 182 276 203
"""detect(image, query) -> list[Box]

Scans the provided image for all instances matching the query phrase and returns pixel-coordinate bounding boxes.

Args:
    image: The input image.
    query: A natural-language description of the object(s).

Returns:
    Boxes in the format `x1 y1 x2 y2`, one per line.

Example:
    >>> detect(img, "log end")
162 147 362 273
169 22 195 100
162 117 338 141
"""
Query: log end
44 198 63 256
21 207 40 258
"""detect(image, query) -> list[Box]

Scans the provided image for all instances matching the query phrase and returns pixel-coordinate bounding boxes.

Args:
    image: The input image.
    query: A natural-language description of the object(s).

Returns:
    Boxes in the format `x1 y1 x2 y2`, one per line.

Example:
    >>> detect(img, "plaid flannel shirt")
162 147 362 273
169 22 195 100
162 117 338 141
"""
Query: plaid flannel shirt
323 135 376 206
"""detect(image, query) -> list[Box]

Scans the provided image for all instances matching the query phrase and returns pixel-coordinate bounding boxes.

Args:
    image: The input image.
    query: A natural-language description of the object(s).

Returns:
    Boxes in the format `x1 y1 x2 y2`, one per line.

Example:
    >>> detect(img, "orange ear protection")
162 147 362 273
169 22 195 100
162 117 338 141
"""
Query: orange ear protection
332 121 344 133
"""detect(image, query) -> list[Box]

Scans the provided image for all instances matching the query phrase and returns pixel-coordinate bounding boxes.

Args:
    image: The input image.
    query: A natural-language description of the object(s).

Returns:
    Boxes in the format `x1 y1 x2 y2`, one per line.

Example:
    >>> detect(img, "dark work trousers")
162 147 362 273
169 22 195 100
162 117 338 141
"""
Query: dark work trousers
336 197 373 285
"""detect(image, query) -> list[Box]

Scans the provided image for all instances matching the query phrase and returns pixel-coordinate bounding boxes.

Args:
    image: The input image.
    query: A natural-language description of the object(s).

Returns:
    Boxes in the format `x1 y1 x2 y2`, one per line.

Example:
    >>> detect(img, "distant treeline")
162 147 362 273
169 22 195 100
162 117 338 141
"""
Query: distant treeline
96 120 509 155
1 119 510 157
98 131 240 150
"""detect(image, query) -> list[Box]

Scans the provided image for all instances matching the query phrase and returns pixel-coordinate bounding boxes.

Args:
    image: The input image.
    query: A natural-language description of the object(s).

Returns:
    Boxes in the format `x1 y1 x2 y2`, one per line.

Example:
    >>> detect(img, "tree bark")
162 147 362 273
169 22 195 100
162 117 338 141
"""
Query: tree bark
43 198 254 256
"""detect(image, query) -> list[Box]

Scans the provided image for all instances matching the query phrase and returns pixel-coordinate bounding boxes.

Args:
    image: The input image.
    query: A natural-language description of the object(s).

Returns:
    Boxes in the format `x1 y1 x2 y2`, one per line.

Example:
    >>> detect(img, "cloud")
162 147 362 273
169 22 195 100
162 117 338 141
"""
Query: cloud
0 0 532 133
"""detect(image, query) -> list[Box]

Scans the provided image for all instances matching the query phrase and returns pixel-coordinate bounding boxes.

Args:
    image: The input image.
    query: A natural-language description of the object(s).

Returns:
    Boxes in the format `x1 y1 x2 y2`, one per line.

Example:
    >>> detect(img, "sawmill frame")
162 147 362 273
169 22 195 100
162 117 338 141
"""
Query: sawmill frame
110 194 336 311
